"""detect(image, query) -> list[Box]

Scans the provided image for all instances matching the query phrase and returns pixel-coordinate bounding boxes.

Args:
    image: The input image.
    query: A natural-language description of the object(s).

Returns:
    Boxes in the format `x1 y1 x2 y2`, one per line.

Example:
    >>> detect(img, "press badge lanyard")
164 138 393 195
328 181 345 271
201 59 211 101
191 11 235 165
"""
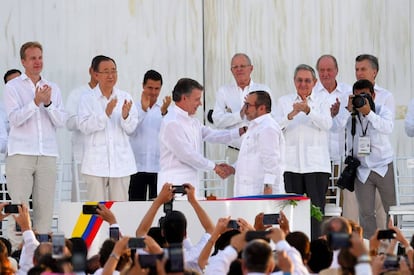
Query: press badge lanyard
356 113 370 155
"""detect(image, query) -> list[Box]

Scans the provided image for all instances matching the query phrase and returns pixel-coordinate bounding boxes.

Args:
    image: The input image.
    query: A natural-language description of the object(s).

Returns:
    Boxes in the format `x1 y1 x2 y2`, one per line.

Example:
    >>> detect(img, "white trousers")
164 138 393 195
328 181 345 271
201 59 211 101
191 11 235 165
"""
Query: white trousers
83 174 129 201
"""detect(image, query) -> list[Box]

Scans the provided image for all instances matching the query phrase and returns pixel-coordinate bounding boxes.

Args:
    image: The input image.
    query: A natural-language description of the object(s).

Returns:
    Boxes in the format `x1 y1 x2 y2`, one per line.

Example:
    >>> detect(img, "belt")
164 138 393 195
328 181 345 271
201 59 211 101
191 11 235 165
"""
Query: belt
228 146 240 151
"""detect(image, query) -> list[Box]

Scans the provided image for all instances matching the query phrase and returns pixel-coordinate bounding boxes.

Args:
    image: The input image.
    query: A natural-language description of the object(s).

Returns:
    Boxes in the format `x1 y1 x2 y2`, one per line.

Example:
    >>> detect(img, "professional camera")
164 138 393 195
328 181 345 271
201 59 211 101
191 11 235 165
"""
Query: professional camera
352 93 375 113
337 156 361 192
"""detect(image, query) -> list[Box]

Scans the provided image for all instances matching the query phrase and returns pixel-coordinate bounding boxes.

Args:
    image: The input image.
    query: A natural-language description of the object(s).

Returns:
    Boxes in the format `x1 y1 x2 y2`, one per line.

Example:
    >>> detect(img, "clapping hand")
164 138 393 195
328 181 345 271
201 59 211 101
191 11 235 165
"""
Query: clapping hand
122 99 132 119
161 96 172 115
106 97 118 117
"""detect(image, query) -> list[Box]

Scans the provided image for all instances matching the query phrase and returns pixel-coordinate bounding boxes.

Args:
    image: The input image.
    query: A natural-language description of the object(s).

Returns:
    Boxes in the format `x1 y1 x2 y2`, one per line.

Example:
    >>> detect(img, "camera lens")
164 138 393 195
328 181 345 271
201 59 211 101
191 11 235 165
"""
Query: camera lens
352 95 366 108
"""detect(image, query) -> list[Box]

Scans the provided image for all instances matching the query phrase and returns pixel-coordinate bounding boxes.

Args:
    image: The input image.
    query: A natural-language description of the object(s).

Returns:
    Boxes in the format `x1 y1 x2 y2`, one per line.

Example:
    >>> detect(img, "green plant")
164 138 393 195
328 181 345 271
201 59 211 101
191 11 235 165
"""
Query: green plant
283 199 323 222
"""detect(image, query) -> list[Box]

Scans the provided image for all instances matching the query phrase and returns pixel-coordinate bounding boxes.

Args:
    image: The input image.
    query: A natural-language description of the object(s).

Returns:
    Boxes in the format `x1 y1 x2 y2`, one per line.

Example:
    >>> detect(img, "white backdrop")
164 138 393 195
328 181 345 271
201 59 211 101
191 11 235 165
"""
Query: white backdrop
0 0 413 162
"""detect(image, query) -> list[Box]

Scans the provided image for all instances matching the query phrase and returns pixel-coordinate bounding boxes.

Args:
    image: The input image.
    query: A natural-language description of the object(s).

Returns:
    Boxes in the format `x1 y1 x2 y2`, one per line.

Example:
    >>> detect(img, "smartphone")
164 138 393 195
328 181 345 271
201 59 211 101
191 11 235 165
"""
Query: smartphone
15 223 21 233
327 232 350 250
52 234 66 259
172 185 186 194
82 204 99 215
109 227 120 241
377 229 396 240
227 220 240 230
245 231 270 242
263 214 280 225
4 204 21 214
128 237 145 249
36 234 50 243
383 255 399 270
72 252 86 272
163 201 173 214
138 254 163 268
166 243 184 273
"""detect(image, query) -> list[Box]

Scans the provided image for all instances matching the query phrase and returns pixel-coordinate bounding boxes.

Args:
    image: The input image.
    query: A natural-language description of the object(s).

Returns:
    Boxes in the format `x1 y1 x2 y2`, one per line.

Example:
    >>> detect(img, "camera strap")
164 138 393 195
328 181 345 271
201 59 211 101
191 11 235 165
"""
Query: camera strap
350 112 357 157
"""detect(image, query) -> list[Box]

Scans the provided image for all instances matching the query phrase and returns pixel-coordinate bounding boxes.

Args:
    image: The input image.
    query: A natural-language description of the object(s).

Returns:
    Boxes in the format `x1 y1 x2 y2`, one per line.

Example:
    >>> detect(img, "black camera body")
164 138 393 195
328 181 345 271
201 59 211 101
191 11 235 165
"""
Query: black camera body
337 156 361 192
352 93 375 113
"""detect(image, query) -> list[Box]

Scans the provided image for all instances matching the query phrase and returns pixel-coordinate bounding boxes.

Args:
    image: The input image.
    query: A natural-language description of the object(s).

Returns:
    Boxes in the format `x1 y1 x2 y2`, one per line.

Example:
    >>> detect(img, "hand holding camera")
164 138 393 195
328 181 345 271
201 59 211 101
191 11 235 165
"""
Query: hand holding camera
350 92 375 115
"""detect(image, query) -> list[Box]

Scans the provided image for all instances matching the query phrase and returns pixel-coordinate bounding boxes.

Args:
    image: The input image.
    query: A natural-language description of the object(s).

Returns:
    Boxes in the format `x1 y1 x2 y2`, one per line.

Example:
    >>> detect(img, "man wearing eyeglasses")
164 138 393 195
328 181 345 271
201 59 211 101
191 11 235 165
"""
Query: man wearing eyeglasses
275 64 332 240
65 55 102 201
212 53 272 197
223 91 285 196
78 55 139 201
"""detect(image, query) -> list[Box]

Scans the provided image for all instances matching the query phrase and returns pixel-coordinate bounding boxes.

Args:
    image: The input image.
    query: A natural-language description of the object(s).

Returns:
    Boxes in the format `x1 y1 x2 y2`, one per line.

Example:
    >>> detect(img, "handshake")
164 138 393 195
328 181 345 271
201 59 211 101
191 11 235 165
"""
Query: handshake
214 163 235 179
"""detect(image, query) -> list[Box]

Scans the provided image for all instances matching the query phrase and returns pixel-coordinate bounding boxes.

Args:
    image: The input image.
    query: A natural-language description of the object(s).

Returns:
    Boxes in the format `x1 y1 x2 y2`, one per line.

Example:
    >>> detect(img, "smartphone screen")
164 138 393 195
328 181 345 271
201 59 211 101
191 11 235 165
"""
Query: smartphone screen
172 185 186 194
327 232 350 250
166 243 184 273
109 227 120 241
36 234 50 243
138 254 163 268
377 229 396 240
52 234 66 259
4 204 21 214
128 238 145 249
227 220 240 230
82 204 98 215
262 214 280 225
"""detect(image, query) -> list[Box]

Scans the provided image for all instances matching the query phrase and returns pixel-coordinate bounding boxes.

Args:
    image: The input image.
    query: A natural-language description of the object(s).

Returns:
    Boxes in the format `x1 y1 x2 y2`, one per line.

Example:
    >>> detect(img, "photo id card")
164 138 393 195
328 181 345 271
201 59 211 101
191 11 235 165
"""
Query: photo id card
358 136 371 155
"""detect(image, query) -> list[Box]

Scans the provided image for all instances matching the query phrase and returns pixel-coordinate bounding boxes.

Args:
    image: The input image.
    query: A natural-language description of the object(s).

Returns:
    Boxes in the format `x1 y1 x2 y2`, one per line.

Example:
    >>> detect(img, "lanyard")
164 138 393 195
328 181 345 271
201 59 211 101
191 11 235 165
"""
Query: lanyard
357 113 369 136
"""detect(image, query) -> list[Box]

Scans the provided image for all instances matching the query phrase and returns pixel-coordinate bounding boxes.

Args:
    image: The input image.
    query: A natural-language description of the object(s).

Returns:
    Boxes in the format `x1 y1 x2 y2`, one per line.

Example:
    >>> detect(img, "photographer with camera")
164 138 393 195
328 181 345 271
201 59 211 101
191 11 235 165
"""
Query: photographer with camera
333 79 396 239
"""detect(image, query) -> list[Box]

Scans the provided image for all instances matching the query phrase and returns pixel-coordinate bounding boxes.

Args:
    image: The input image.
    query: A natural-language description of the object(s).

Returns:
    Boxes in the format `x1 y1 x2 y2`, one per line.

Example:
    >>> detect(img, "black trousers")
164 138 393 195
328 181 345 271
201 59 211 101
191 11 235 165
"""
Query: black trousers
128 172 158 201
284 171 330 240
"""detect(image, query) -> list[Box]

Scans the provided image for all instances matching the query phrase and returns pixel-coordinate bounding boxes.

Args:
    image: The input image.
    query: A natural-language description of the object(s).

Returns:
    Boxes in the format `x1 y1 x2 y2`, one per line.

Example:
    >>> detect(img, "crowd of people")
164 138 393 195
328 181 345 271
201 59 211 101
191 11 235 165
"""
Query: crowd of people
0 40 413 273
0 184 412 274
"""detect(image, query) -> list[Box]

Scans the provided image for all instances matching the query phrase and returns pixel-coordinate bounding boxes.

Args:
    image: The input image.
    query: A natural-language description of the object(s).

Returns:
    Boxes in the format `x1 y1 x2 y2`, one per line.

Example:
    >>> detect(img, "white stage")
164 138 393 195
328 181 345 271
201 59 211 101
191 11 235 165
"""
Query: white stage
58 196 310 256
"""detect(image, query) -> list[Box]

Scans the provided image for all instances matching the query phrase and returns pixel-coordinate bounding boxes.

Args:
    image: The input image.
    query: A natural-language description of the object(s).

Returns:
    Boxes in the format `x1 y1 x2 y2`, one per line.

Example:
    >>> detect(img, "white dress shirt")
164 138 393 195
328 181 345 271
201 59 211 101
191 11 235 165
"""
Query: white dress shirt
313 81 352 162
78 86 138 177
129 101 165 173
66 84 93 163
275 92 332 174
158 105 240 193
184 233 211 272
17 230 40 275
374 84 395 119
332 105 394 183
4 74 67 157
405 98 414 137
234 113 285 196
212 80 272 148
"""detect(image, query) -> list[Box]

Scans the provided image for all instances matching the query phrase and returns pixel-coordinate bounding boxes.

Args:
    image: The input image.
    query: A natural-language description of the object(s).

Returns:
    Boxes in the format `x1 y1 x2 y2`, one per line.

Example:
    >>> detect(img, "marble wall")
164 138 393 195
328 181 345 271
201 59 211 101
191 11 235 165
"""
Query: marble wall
1 0 413 162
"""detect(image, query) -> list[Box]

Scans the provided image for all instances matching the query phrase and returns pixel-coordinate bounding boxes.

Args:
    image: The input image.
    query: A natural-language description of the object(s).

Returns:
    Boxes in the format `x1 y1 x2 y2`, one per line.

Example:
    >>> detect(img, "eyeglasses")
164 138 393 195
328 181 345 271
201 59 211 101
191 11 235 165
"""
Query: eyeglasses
97 70 118 75
231 64 251 70
295 78 313 84
244 102 258 108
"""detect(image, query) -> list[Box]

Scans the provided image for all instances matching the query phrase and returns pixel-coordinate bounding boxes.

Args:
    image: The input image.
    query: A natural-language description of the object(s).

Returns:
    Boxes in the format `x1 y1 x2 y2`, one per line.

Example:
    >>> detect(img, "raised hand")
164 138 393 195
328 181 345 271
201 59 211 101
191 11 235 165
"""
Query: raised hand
34 84 52 106
330 98 340 117
122 99 132 119
293 98 310 114
106 97 118 117
161 95 172 115
141 91 150 111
